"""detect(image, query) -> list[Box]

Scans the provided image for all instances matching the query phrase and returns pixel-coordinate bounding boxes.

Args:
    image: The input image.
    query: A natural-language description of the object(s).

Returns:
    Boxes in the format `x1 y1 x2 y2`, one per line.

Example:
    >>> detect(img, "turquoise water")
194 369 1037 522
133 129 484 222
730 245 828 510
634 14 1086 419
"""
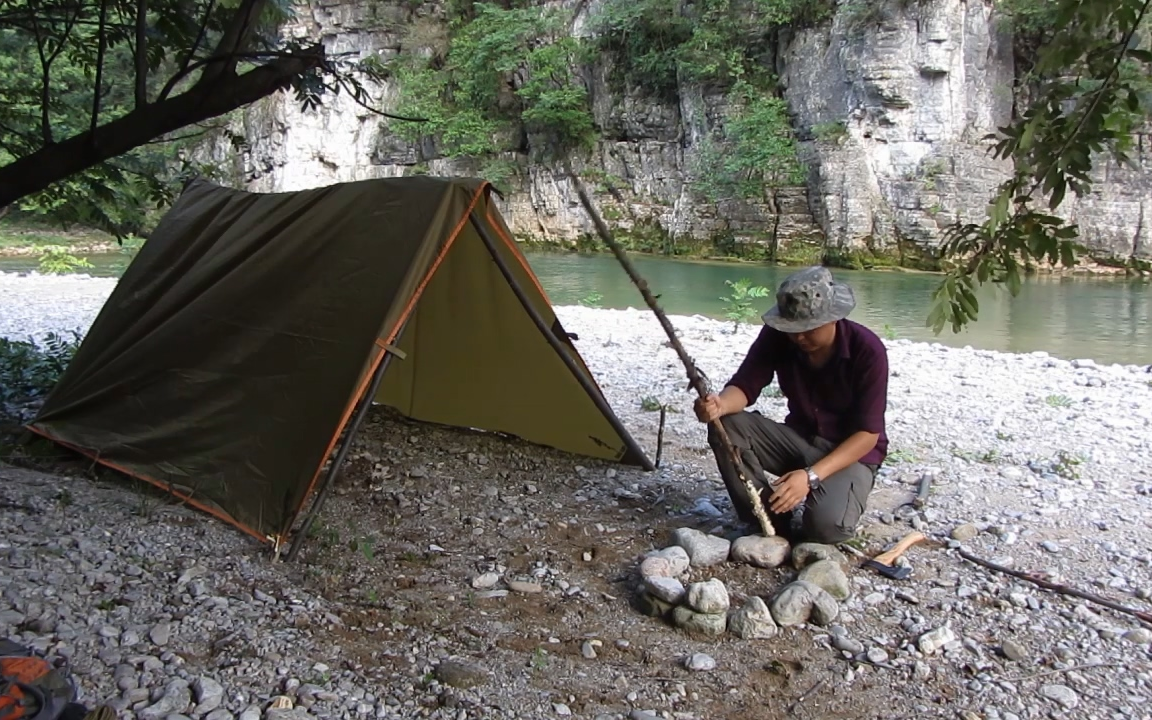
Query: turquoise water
2 249 1149 366
522 251 1152 367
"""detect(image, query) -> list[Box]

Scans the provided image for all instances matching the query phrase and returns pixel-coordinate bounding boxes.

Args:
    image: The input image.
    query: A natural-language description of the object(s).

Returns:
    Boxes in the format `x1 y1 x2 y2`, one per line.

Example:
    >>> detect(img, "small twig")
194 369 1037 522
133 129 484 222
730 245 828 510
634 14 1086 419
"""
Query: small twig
957 547 1152 626
564 161 775 538
654 405 667 469
786 677 825 715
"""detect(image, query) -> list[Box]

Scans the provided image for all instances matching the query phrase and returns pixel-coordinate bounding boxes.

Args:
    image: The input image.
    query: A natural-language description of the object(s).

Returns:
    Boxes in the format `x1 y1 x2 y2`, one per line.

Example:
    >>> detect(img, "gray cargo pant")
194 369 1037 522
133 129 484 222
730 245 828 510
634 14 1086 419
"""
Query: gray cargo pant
706 411 877 544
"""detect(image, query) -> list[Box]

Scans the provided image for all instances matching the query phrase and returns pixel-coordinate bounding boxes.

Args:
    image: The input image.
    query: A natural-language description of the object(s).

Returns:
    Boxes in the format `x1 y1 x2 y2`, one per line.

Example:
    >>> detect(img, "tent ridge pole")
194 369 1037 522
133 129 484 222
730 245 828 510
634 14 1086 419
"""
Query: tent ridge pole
467 212 654 471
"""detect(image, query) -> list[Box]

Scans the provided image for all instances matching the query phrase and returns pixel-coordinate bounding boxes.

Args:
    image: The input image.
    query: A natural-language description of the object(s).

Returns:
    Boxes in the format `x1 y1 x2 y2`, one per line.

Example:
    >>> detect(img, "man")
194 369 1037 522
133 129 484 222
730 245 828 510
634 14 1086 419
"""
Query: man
694 265 889 544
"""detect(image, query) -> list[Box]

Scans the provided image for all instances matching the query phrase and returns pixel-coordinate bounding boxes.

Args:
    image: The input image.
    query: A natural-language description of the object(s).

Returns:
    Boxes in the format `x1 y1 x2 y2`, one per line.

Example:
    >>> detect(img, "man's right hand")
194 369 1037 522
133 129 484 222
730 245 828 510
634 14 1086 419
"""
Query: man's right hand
694 394 723 423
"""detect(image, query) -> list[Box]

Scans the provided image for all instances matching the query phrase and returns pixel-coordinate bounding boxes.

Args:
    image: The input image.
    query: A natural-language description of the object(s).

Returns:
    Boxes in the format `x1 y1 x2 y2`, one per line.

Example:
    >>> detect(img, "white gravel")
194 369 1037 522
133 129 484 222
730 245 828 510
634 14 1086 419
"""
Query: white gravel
4 272 1152 720
0 272 118 343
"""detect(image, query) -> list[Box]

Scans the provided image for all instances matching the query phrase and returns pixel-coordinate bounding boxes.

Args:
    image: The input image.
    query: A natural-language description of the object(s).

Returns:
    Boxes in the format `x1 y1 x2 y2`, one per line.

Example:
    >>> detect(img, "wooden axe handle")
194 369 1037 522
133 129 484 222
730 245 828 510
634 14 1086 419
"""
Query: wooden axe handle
872 531 927 566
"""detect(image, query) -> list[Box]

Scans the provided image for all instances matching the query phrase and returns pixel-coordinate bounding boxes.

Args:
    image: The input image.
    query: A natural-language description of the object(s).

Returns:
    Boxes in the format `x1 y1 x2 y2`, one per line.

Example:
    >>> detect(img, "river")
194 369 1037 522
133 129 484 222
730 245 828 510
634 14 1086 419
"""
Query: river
1 249 1149 366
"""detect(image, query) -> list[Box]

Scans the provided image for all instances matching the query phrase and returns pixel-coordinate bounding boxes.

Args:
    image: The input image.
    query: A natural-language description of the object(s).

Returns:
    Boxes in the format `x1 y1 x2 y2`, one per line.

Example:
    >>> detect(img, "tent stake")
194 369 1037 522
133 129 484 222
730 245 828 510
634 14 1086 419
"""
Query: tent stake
563 162 776 538
284 337 406 562
655 405 666 469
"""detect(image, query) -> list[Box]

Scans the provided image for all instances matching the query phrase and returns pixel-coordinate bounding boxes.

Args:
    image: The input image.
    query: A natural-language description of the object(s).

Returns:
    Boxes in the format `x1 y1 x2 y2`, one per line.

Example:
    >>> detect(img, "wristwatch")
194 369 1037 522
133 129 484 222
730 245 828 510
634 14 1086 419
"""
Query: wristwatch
804 466 820 490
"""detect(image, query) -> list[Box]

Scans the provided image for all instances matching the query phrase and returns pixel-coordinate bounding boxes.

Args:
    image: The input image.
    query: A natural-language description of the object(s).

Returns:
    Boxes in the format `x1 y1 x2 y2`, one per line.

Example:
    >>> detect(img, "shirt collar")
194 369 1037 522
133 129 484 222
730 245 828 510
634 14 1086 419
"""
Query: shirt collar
834 320 852 359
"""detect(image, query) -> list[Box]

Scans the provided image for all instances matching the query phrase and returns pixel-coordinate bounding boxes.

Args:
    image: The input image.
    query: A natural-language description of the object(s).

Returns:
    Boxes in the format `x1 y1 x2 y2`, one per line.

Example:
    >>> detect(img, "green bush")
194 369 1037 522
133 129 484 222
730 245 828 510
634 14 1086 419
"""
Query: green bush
0 332 80 408
37 246 93 275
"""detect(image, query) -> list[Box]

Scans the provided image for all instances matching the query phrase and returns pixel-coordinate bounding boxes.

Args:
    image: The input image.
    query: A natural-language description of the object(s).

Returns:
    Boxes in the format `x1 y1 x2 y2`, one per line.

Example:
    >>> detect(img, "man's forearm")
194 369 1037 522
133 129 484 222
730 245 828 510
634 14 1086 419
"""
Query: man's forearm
811 430 879 480
716 385 749 416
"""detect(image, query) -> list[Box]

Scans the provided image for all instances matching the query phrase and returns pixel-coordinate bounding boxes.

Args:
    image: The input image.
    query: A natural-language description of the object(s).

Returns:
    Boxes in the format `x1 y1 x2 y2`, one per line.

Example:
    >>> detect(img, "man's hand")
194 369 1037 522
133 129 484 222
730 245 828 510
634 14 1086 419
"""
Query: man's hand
693 386 748 423
694 394 723 423
769 469 810 514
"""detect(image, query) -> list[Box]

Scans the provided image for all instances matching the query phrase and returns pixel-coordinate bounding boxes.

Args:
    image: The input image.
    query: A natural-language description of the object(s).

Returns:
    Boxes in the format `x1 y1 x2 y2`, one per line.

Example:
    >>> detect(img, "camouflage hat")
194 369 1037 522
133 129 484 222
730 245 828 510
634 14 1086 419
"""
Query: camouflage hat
761 265 856 333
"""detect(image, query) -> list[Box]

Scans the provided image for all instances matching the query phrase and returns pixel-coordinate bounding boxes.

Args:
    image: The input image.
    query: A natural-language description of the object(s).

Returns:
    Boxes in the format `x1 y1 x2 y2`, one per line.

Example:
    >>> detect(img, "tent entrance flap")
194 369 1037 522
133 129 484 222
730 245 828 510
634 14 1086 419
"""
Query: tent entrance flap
24 176 652 549
371 205 652 469
467 212 653 470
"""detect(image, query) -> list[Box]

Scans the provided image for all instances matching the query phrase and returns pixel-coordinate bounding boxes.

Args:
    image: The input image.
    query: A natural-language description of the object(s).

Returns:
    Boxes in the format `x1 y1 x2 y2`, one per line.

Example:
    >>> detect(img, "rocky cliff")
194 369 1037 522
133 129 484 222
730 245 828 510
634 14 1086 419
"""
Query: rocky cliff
197 0 1151 267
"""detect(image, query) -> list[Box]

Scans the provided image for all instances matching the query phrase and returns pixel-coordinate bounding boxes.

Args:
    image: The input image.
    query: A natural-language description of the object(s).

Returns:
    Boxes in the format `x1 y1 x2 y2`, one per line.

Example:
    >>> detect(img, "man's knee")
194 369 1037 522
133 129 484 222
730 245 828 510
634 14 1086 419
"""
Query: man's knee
802 512 855 545
802 496 863 545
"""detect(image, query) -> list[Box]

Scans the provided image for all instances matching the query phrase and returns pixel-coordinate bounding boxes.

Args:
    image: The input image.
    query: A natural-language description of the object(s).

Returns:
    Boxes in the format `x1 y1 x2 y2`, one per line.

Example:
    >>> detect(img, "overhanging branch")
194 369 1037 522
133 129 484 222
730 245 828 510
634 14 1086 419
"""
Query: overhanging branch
0 46 325 207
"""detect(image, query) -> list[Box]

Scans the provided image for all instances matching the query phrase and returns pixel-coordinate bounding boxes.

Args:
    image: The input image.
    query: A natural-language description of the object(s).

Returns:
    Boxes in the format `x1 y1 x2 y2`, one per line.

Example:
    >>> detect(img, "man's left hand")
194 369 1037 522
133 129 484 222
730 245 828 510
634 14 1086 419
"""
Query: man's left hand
769 469 811 514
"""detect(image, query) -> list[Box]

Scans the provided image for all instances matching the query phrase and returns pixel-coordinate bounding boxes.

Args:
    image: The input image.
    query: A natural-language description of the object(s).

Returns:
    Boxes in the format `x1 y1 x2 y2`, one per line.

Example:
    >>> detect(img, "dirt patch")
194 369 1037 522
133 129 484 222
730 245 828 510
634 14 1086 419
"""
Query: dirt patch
269 406 934 719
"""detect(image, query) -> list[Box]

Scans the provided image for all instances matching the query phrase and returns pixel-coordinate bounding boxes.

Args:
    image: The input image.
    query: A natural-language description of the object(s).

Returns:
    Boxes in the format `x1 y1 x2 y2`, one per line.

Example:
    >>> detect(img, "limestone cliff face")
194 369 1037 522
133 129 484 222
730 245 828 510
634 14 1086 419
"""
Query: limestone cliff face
199 0 1151 265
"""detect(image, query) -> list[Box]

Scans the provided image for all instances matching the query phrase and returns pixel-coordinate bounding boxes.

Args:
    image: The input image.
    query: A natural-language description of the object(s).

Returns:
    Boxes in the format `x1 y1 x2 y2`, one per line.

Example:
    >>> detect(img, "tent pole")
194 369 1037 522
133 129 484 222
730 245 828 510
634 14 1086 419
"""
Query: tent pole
284 332 407 562
469 213 655 471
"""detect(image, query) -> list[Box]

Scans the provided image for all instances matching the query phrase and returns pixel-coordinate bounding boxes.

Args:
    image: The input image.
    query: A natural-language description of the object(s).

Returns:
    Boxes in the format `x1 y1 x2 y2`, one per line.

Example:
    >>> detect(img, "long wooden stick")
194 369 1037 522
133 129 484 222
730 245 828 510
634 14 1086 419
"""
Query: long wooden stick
957 547 1152 626
565 163 775 538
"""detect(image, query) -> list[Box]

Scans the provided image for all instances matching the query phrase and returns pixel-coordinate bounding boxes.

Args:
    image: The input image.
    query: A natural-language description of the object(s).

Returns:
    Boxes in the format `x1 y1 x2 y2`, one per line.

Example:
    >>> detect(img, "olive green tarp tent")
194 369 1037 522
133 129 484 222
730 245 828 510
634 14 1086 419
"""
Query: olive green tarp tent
27 176 652 548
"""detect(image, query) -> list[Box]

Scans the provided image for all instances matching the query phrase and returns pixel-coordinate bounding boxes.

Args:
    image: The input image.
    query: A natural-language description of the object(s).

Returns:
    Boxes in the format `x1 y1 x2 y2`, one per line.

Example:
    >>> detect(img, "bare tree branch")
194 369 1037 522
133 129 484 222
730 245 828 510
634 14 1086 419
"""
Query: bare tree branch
324 76 430 122
158 0 217 101
90 0 110 134
134 0 147 106
196 0 267 88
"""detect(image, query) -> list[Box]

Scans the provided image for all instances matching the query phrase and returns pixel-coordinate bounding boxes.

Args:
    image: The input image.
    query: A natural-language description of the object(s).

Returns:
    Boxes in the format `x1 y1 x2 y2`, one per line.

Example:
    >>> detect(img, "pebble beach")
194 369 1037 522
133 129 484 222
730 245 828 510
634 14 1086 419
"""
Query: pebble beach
3 270 1152 720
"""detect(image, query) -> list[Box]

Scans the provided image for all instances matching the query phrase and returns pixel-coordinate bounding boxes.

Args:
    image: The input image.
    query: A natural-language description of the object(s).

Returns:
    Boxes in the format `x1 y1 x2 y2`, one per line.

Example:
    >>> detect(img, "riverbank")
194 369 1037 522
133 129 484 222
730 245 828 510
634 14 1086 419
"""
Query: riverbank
3 273 1152 720
2 219 1147 277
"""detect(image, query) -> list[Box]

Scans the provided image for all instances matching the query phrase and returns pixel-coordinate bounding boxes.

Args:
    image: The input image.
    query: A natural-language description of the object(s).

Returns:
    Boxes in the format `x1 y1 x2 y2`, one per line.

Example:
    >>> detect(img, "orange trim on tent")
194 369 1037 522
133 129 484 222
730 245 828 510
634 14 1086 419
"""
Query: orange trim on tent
281 182 491 545
484 201 553 304
24 423 270 544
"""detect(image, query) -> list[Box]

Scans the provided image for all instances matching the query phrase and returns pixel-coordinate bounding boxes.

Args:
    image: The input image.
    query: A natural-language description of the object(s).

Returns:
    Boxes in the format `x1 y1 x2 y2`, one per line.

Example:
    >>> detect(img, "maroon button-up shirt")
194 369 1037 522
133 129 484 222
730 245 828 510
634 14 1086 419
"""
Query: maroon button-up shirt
724 319 890 466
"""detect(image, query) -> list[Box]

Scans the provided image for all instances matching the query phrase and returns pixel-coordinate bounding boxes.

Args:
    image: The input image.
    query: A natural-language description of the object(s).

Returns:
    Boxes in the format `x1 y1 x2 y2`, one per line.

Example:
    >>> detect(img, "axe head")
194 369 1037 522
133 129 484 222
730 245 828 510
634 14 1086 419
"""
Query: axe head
863 559 912 580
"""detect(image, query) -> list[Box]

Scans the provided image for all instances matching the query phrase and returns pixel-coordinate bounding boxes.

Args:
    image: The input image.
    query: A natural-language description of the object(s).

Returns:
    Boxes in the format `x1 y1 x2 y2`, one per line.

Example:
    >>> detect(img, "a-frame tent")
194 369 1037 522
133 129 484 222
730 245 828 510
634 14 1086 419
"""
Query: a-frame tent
27 176 653 549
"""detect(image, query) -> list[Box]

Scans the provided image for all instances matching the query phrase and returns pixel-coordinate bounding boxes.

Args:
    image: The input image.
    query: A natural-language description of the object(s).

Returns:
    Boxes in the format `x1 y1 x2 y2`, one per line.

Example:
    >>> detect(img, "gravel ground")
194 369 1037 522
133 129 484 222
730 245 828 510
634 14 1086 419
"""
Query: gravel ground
3 272 1152 720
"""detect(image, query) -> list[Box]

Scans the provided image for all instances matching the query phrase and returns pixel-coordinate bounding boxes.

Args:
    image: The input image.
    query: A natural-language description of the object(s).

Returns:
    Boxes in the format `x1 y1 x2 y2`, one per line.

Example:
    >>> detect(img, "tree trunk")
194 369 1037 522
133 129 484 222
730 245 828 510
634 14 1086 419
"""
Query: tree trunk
0 48 324 208
767 187 781 262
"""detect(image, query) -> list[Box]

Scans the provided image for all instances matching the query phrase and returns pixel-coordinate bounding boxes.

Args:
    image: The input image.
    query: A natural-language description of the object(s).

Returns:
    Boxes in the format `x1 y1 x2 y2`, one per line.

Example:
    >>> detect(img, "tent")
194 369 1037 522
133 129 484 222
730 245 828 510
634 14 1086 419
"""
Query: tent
27 176 653 550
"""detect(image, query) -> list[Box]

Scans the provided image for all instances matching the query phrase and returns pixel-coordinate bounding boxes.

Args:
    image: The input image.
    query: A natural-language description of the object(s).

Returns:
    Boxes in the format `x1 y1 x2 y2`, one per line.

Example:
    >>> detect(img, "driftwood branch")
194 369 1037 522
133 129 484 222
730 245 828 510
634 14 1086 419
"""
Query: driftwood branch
564 161 775 538
957 547 1152 626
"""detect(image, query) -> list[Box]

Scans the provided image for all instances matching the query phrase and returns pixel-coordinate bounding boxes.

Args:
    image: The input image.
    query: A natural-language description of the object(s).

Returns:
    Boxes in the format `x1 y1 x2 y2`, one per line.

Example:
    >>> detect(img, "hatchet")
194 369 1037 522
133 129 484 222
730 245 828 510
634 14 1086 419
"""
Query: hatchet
861 530 926 580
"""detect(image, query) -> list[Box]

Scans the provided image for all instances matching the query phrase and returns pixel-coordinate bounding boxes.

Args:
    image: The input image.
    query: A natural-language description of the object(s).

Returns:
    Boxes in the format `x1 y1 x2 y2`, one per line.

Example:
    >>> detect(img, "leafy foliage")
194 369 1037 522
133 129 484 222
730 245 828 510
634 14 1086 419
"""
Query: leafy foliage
385 1 595 174
692 80 806 201
0 0 412 233
929 0 1152 334
720 278 771 330
0 332 80 407
37 246 93 274
590 0 834 96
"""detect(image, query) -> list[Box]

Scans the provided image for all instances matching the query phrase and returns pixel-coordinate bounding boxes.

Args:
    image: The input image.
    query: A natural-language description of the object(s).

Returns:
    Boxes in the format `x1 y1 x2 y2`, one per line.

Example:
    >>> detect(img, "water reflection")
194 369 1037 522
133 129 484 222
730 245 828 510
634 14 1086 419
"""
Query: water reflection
524 251 1152 366
0 248 1147 365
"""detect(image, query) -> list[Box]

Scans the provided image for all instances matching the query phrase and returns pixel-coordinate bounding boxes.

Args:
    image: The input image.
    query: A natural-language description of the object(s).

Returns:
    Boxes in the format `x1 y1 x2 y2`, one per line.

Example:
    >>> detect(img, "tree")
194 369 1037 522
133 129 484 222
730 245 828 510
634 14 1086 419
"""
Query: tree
692 80 806 259
929 0 1152 333
0 0 417 235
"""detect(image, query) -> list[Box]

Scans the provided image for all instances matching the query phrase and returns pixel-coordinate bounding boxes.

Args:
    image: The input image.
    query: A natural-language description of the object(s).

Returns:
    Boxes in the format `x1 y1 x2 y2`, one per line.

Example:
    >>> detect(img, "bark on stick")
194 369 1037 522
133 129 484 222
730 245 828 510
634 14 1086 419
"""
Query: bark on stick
563 162 775 538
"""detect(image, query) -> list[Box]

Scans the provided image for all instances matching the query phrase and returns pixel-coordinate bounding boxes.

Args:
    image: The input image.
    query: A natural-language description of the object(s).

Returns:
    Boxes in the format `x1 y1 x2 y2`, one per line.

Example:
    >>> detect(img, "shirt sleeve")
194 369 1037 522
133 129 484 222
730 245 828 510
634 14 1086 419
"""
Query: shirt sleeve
852 340 889 434
724 326 776 406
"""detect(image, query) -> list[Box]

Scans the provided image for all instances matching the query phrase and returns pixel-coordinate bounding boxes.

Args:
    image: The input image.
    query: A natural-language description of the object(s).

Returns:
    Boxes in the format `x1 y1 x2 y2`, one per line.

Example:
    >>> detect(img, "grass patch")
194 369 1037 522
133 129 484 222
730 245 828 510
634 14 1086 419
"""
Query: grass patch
1044 394 1073 408
0 221 117 254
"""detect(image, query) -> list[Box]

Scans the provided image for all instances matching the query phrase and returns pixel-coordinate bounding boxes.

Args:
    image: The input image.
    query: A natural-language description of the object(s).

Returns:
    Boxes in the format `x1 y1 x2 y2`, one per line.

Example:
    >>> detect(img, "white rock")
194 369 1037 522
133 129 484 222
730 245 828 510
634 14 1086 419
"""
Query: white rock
685 578 729 614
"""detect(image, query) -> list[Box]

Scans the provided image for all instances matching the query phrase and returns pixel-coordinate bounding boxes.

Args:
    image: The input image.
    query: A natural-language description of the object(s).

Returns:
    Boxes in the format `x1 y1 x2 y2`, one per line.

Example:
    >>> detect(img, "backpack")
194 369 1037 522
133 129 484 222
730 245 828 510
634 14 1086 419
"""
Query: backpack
0 640 77 720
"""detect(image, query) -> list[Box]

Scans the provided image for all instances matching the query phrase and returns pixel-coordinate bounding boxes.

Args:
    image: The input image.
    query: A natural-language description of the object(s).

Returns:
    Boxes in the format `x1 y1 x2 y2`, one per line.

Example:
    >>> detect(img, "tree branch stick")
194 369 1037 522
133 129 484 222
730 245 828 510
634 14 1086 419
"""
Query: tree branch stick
90 0 109 135
134 0 148 107
957 547 1152 626
564 161 775 538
